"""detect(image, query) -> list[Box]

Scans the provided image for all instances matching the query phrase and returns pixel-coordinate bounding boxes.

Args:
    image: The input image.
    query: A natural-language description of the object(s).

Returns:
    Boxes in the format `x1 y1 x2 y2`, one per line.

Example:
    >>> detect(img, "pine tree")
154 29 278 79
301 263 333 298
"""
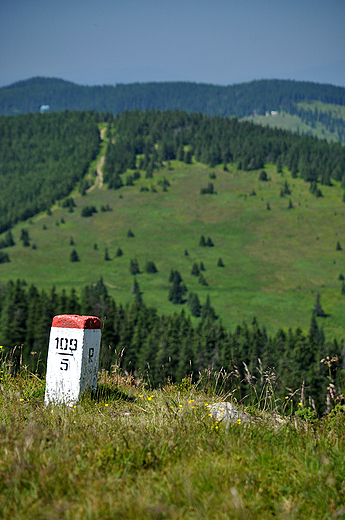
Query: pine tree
199 235 206 247
201 295 217 321
168 272 187 304
336 241 342 251
259 170 268 181
70 236 75 246
70 249 80 262
217 258 224 267
188 293 201 317
314 292 327 317
127 229 135 238
206 237 214 247
184 249 189 256
145 261 158 273
283 181 291 195
129 259 140 275
198 273 208 286
191 262 200 276
104 248 110 261
199 261 205 271
130 278 143 304
116 247 123 257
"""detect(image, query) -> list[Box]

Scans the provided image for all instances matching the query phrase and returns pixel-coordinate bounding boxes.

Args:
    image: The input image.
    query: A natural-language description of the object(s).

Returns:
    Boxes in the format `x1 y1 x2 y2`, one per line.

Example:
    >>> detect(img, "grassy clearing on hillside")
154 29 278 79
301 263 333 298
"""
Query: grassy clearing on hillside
244 111 340 143
1 359 345 520
1 159 345 338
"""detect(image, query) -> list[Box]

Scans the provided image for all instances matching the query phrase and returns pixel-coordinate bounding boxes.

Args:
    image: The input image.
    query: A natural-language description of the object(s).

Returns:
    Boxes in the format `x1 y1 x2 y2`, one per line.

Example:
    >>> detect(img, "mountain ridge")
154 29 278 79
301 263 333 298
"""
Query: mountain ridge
2 76 345 118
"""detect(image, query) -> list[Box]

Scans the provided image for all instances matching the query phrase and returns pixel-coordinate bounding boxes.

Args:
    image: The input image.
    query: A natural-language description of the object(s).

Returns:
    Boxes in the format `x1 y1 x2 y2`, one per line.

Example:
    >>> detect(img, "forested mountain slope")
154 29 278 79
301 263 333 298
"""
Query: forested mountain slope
0 111 100 232
1 109 345 343
1 76 345 118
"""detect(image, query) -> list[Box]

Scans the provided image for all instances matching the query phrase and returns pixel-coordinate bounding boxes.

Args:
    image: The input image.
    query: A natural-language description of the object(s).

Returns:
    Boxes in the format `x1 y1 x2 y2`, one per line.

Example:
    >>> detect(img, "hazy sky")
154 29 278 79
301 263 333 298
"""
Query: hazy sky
1 0 345 88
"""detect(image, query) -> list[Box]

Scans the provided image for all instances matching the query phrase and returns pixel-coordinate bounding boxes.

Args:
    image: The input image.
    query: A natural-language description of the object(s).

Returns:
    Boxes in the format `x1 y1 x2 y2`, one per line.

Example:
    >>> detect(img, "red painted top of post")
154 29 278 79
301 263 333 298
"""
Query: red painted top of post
51 315 101 329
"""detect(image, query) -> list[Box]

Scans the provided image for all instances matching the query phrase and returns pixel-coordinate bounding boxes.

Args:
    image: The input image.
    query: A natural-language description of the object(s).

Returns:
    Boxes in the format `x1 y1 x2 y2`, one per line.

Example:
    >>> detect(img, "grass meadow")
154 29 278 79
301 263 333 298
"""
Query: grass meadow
2 156 345 338
1 355 345 520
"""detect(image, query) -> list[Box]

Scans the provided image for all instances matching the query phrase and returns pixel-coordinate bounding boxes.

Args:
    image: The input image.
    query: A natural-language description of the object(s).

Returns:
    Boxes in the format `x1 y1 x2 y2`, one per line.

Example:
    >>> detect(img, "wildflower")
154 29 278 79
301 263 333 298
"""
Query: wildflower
188 399 195 404
148 396 153 401
299 402 302 406
237 419 241 424
73 405 77 408
19 398 24 402
0 346 3 349
105 403 109 407
139 394 144 398
205 403 209 407
285 396 289 399
191 406 195 409
170 406 173 409
179 404 183 408
215 426 219 430
208 413 211 416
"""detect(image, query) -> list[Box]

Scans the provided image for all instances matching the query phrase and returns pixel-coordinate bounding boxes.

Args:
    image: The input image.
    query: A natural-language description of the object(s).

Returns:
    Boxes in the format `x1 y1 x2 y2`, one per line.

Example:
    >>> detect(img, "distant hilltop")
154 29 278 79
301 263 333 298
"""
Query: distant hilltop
1 76 345 118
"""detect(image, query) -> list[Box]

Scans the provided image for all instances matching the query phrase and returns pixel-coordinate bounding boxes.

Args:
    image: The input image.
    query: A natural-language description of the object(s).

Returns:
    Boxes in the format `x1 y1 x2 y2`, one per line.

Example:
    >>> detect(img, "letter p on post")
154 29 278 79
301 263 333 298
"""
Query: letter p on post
45 315 101 405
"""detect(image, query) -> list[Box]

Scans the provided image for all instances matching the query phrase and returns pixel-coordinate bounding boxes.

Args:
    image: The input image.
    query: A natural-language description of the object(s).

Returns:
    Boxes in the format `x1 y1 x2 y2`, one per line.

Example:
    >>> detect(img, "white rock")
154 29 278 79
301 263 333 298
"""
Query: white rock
209 402 251 425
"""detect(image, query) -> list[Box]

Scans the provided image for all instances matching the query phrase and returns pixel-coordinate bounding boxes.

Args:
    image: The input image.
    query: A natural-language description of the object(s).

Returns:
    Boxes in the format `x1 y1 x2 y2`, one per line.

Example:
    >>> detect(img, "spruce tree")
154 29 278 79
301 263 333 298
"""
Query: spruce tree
127 229 135 238
200 261 205 271
116 247 123 257
336 241 342 251
314 292 327 317
145 261 158 273
104 248 110 261
217 258 224 267
129 259 140 275
206 237 214 247
70 249 80 262
191 262 200 276
188 292 201 317
199 235 206 247
198 273 208 286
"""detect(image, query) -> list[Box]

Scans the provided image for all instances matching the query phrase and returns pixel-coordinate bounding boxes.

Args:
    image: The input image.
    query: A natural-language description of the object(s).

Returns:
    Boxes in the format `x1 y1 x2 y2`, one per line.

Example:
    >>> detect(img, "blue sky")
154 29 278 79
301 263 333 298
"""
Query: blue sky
1 0 345 88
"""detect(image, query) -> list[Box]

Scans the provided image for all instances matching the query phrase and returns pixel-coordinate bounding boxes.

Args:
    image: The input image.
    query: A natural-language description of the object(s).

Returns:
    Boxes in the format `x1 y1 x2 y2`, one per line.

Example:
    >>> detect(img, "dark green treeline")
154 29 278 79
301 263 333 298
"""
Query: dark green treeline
0 111 100 233
0 279 343 413
104 110 345 189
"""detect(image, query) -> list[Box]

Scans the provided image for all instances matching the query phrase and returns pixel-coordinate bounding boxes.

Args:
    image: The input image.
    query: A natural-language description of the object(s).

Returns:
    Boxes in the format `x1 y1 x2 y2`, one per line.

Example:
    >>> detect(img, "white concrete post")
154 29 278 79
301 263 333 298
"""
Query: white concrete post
45 314 101 405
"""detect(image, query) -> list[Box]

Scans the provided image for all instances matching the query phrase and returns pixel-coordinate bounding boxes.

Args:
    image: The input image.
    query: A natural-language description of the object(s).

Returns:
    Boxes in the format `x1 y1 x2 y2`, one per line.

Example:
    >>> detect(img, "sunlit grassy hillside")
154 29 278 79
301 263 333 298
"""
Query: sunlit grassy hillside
1 362 345 520
1 156 345 339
